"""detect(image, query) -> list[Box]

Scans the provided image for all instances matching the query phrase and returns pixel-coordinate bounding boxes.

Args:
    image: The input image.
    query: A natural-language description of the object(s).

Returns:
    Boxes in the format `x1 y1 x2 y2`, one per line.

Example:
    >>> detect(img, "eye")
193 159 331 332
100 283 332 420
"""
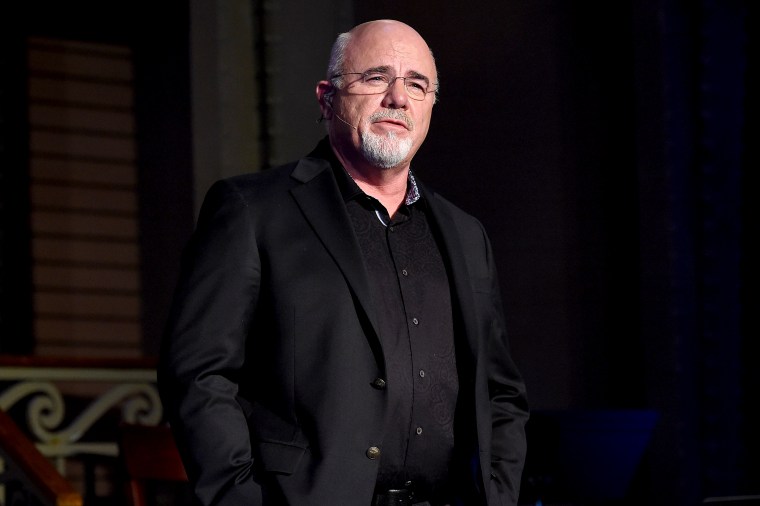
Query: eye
406 79 427 92
362 73 390 86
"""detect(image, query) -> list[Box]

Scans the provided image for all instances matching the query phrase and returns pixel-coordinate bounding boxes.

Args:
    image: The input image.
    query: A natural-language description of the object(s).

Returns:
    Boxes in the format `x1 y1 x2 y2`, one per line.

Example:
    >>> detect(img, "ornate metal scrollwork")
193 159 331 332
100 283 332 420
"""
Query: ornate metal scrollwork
0 374 162 464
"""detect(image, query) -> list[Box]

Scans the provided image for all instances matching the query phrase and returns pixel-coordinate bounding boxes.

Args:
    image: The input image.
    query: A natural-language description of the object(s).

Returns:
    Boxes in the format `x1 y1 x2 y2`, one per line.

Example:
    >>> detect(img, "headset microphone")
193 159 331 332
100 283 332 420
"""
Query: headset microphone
321 95 358 130
334 113 358 131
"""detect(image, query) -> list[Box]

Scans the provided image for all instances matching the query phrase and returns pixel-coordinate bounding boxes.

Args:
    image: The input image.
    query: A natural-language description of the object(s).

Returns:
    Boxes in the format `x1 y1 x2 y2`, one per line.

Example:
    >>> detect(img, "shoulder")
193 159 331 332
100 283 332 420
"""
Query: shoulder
203 154 333 208
422 185 487 235
420 184 496 272
210 162 299 203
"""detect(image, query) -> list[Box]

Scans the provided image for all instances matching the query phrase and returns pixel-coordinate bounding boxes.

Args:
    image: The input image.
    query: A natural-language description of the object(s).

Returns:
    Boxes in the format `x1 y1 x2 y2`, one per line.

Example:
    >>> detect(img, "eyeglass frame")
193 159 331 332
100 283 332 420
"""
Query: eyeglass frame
330 69 439 101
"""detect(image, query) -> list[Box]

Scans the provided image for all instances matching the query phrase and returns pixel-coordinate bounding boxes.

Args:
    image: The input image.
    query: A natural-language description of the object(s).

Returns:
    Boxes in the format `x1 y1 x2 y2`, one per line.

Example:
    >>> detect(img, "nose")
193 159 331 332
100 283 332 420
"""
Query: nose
381 77 409 109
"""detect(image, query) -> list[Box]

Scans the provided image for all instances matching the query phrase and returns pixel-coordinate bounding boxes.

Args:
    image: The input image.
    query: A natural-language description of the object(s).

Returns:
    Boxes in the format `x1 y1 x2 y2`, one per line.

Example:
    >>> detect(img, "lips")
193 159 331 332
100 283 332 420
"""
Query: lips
376 118 409 129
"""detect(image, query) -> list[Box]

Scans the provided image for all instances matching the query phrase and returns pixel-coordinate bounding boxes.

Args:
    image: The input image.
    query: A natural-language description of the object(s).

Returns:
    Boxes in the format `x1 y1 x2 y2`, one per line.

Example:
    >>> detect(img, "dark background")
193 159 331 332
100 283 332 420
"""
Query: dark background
0 0 756 504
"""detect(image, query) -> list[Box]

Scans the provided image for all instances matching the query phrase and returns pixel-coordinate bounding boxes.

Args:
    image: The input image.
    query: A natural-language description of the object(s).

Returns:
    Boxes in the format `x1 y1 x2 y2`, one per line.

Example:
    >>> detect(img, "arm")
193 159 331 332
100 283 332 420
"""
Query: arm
158 180 262 506
482 227 529 506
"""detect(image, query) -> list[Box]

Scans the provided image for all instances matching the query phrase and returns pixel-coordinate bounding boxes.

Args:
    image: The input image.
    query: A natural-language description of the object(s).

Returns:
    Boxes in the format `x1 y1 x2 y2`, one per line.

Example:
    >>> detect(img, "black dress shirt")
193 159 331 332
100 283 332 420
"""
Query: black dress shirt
323 142 459 501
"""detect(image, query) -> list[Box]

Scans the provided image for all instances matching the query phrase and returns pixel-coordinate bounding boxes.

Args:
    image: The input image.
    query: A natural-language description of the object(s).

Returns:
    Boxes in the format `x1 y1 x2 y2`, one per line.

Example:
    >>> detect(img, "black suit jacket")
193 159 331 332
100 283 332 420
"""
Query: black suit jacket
158 147 528 506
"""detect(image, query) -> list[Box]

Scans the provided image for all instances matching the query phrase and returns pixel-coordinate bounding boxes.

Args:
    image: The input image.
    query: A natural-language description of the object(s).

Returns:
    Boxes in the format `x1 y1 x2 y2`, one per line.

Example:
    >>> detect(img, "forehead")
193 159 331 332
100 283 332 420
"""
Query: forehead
344 26 436 78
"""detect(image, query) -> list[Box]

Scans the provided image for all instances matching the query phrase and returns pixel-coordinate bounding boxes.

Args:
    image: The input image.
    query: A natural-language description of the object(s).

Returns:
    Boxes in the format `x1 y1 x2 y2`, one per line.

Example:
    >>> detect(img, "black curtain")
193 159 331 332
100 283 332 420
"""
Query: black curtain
0 14 33 354
636 0 756 501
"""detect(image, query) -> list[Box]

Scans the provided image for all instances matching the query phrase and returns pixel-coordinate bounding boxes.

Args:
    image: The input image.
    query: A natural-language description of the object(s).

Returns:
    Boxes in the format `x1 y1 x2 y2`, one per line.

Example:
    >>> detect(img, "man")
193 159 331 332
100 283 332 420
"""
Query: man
159 19 528 506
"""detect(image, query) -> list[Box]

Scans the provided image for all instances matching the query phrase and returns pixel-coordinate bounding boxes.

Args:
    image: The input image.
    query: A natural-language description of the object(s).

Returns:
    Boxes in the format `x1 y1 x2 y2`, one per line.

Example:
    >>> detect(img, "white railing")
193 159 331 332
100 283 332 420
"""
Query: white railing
0 356 162 476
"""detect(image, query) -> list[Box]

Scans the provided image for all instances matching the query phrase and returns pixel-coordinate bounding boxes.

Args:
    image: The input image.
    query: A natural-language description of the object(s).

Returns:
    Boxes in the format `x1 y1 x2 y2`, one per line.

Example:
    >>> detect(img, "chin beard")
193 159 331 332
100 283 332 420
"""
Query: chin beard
359 130 414 169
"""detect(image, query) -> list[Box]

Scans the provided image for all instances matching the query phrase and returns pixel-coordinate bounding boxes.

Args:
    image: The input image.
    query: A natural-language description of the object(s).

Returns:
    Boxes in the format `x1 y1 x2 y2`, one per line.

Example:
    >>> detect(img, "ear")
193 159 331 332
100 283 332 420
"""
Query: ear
316 80 334 119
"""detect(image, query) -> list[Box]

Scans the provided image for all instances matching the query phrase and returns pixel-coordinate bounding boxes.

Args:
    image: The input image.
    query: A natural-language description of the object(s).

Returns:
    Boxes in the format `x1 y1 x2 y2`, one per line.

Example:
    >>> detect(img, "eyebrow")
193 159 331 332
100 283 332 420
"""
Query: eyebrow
362 65 432 86
406 70 431 85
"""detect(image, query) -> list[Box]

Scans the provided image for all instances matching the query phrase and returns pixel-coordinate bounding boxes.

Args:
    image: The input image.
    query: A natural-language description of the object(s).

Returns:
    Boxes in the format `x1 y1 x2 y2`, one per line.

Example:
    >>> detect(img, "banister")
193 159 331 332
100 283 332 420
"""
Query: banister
0 408 83 506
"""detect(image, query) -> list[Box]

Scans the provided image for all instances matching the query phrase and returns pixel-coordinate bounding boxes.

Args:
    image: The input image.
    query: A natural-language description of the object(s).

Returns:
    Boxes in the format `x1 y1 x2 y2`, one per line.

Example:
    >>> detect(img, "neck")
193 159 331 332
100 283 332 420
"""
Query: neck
330 137 411 217
346 164 409 217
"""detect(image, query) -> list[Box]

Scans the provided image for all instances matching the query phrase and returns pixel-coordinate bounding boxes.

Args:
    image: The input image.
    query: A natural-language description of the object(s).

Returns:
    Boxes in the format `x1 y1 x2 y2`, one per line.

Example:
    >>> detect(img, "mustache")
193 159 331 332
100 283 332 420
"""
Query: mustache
368 110 414 130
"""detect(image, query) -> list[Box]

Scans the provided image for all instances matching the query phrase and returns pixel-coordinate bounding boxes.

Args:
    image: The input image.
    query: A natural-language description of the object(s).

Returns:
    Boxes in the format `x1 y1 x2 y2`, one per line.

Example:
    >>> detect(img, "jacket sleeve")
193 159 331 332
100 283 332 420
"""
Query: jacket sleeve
158 179 263 506
481 225 529 506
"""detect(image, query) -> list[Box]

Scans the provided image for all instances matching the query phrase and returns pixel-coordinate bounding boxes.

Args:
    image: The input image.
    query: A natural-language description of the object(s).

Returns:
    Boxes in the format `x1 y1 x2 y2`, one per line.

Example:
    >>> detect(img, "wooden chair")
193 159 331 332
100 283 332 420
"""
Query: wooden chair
118 423 189 506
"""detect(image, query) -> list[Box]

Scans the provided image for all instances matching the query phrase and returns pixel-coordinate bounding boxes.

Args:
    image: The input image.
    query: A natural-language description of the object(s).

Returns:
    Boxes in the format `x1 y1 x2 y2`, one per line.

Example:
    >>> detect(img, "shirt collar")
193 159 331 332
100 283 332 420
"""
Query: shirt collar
339 168 421 206
405 170 421 205
312 137 422 206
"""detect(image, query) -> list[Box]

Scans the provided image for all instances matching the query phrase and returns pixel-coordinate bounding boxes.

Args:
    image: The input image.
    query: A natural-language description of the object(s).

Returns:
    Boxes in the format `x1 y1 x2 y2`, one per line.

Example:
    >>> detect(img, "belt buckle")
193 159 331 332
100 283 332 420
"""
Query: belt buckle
374 488 414 506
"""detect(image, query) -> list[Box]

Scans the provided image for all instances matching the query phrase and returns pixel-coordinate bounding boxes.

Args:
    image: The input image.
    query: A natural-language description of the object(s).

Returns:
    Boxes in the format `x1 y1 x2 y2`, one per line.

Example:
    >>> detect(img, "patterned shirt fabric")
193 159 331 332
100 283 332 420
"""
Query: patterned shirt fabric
322 140 459 501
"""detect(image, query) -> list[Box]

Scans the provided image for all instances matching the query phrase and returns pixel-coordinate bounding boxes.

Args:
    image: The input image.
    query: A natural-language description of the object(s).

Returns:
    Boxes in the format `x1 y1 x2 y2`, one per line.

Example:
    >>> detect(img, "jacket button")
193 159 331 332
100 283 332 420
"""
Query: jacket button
366 446 381 460
371 378 387 390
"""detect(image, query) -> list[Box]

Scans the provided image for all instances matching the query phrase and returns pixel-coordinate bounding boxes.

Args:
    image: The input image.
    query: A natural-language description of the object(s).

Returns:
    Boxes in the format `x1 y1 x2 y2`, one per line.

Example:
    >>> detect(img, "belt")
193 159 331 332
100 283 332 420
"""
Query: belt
372 488 432 506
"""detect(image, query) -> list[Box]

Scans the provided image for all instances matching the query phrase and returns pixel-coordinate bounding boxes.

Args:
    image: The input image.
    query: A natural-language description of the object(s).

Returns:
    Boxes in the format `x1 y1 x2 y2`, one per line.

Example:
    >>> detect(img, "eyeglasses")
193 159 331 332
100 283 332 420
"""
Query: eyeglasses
331 71 437 101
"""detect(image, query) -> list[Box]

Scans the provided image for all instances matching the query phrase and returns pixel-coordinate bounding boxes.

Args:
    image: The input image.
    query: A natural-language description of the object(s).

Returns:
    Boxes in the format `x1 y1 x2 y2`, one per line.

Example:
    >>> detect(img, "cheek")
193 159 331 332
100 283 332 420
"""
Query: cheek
343 98 375 121
414 107 434 135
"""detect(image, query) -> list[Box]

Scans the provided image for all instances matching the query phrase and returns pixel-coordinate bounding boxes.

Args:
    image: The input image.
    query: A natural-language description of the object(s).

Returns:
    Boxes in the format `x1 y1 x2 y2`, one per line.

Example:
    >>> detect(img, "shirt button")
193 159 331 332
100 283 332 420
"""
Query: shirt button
412 317 419 325
371 377 387 390
419 370 425 378
389 226 395 232
366 446 381 460
401 269 408 276
416 426 423 435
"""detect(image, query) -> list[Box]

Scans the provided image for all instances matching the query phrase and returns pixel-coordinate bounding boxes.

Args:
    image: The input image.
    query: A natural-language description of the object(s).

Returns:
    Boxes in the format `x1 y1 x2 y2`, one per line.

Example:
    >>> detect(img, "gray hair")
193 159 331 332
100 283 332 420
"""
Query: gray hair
326 32 352 88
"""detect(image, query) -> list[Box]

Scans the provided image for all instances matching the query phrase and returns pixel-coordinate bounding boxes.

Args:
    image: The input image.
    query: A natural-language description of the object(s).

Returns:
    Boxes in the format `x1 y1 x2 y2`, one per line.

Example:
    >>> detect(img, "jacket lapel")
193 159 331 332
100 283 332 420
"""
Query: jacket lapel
289 157 480 367
422 186 480 362
289 157 383 353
